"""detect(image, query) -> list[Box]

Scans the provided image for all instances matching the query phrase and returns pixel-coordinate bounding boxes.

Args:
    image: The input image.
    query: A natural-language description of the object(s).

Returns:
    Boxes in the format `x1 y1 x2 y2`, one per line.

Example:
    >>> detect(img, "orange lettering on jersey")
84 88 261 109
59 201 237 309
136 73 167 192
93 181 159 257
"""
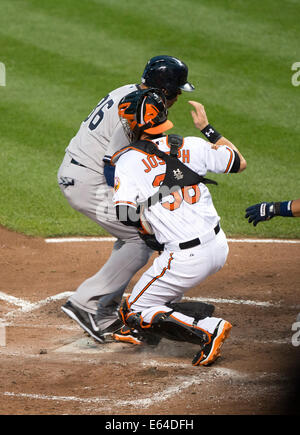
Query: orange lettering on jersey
142 149 189 174
157 156 165 166
142 158 151 173
152 173 165 187
182 149 190 163
148 155 158 169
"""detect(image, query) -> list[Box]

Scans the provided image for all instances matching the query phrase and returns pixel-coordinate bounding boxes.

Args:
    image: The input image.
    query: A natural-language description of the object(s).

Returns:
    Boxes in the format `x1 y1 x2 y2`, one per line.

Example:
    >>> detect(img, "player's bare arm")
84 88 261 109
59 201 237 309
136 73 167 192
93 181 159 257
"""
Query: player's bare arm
189 100 247 172
291 198 300 216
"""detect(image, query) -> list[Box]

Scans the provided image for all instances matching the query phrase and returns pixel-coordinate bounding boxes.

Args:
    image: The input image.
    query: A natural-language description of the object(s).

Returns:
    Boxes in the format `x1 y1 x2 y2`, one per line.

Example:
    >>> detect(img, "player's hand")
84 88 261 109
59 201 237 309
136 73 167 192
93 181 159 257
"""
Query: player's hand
245 202 276 226
188 101 209 130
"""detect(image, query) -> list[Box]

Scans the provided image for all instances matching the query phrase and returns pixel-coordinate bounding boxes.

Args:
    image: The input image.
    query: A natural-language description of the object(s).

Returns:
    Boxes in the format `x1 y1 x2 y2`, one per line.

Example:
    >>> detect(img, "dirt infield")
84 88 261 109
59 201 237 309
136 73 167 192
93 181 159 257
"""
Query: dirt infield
0 226 299 415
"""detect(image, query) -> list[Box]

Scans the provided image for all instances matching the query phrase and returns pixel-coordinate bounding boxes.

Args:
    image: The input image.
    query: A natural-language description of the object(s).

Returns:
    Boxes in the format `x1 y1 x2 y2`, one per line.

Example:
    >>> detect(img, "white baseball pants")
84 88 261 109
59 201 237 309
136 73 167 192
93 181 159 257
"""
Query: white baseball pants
128 229 229 334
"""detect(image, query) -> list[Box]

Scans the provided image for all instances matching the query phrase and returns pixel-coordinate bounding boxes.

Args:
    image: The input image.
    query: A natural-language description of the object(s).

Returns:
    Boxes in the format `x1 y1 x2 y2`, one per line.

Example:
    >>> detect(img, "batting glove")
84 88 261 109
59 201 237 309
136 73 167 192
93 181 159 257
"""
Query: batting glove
245 202 276 226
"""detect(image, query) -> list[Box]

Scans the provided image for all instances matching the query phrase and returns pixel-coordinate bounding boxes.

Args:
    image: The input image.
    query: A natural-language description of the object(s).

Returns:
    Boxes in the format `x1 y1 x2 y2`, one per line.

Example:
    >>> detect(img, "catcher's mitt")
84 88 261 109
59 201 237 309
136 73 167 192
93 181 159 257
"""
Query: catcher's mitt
138 205 164 251
138 232 165 252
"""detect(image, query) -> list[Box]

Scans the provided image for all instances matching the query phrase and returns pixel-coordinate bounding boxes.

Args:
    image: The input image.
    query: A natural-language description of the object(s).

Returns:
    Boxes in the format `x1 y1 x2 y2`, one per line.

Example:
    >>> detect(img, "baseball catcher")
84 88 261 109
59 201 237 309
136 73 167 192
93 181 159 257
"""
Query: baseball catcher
111 88 247 365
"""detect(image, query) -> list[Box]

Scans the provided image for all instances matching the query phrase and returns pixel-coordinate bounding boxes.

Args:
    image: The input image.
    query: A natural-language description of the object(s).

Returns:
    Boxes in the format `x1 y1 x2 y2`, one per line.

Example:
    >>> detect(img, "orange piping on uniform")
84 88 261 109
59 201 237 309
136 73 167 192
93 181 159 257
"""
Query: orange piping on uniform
169 314 212 343
111 142 157 166
114 200 137 208
129 253 174 308
224 147 233 173
139 311 168 329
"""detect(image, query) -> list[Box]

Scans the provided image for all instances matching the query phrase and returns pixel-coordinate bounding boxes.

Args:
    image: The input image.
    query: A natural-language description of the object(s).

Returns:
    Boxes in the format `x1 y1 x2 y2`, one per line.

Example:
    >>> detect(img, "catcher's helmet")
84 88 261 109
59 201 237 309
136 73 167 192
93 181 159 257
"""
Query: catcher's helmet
118 88 173 141
141 55 194 99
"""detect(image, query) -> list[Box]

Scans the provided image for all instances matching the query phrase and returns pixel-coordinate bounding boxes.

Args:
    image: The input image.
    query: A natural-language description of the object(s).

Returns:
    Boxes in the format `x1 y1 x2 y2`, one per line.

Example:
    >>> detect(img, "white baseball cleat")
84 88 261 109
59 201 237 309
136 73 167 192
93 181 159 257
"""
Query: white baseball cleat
192 320 232 366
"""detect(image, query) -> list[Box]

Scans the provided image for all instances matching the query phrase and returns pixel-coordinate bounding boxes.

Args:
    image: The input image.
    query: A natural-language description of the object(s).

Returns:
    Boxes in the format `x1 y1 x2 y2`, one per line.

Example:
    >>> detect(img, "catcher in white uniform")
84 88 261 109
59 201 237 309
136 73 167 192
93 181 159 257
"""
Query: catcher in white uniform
112 88 247 365
57 56 195 342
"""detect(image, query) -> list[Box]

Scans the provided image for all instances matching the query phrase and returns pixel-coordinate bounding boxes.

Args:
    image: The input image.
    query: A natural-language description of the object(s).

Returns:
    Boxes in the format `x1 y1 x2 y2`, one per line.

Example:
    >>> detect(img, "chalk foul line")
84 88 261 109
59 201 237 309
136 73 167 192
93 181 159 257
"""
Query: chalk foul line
1 376 197 409
0 367 245 409
182 295 281 308
0 291 287 323
45 237 116 243
1 291 74 320
45 237 300 244
0 291 34 310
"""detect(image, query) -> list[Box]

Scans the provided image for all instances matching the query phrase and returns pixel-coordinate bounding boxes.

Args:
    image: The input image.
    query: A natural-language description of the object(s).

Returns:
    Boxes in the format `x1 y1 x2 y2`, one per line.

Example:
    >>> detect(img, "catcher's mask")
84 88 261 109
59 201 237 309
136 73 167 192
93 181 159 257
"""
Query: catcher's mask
141 55 194 100
118 88 173 141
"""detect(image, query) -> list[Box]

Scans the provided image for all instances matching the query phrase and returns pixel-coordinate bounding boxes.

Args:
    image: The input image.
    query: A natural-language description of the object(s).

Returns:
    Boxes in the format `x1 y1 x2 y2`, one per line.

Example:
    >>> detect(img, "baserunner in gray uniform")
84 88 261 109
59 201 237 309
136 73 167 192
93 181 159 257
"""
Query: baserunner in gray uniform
57 56 194 343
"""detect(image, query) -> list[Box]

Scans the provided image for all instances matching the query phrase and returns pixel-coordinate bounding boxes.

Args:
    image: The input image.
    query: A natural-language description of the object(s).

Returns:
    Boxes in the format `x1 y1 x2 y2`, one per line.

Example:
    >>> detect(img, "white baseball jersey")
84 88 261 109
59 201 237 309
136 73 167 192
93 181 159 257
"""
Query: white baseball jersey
113 135 237 245
66 84 138 173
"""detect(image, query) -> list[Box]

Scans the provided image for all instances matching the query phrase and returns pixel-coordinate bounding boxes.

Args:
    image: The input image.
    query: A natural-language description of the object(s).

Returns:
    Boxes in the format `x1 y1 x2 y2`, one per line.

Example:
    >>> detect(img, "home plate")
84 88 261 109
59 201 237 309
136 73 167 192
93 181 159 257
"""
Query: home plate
54 337 131 354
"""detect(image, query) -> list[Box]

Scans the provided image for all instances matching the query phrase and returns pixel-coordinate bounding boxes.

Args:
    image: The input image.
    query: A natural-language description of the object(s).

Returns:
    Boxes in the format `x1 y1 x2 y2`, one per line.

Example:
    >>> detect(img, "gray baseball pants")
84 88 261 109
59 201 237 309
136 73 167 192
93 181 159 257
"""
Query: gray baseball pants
57 152 153 329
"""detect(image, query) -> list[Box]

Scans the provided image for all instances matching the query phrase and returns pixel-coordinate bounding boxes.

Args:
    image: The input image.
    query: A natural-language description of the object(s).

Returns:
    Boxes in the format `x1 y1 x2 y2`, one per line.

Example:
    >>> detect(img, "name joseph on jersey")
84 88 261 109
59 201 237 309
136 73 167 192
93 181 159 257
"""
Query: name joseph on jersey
141 148 190 173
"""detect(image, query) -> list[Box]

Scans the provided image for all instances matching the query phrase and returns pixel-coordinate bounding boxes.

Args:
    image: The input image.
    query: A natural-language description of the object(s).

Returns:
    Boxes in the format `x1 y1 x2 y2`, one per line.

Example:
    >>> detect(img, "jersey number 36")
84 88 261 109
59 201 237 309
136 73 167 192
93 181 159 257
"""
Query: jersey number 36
85 95 114 131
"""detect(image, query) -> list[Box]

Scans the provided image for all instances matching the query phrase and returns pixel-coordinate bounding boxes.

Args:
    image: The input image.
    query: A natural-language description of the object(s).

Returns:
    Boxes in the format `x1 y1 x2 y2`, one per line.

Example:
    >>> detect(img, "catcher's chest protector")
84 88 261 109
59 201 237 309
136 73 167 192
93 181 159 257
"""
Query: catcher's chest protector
115 135 218 209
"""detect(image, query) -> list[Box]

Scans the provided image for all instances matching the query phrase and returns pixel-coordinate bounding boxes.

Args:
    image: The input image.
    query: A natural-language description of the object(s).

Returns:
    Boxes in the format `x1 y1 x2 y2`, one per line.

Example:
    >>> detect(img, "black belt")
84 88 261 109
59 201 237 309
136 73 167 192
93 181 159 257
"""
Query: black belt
71 158 87 168
179 224 220 250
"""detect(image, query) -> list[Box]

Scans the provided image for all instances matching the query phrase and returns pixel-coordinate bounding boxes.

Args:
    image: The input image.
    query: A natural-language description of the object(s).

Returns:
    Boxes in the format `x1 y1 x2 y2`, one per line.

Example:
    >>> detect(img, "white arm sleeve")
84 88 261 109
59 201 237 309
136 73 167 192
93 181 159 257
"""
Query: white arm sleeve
186 137 237 174
205 144 236 173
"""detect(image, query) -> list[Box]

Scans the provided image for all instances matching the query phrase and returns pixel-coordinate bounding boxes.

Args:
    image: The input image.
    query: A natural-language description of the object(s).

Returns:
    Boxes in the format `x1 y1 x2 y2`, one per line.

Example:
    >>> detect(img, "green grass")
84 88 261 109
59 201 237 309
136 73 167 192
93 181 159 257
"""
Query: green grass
0 0 299 238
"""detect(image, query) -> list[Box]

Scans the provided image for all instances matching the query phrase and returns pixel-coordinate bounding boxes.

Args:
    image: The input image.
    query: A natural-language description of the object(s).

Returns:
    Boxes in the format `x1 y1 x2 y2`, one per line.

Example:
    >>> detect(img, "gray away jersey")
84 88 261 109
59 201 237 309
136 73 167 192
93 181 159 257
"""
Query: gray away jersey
66 84 138 173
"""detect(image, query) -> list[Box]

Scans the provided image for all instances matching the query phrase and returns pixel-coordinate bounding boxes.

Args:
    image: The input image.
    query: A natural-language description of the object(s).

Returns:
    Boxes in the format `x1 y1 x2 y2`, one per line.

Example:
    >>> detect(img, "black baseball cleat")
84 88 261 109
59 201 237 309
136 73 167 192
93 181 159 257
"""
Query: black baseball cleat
192 320 232 366
61 301 123 343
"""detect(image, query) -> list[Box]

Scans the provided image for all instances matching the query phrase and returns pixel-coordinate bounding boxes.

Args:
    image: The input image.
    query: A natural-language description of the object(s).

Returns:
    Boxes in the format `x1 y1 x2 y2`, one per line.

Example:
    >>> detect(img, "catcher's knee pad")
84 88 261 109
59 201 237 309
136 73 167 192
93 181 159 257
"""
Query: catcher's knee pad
150 311 209 346
118 298 161 346
119 297 210 346
119 296 137 327
166 301 215 320
119 297 148 333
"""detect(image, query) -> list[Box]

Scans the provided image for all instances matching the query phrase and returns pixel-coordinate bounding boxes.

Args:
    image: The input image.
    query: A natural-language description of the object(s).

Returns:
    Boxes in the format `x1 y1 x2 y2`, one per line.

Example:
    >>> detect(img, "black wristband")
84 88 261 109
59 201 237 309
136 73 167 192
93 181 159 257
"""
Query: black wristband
201 124 222 144
103 155 112 165
274 201 293 217
274 202 281 216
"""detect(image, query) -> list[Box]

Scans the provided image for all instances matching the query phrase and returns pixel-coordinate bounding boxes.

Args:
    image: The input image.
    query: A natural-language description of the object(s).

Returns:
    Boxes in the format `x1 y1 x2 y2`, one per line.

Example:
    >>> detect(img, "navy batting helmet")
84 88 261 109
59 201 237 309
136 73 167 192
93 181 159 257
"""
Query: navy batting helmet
141 55 194 99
